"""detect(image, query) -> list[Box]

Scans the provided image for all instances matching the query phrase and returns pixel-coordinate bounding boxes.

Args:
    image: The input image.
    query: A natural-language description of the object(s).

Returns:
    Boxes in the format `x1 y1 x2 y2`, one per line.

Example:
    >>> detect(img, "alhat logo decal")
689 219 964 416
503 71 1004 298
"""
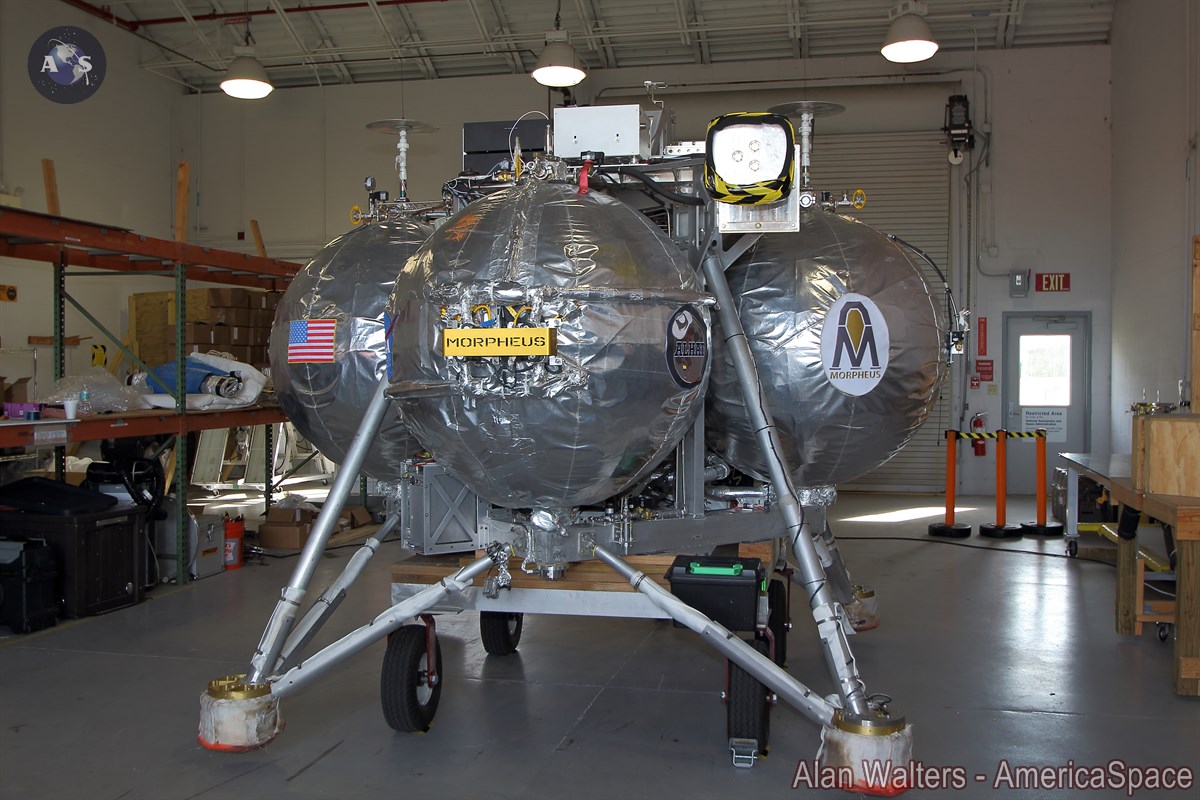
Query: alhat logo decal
28 27 106 104
820 293 889 396
665 305 709 388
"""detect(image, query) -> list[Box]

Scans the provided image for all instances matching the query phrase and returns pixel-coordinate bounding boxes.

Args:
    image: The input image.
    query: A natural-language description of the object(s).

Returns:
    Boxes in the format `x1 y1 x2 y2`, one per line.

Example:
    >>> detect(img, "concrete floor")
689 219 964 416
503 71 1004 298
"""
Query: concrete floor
1 493 1197 799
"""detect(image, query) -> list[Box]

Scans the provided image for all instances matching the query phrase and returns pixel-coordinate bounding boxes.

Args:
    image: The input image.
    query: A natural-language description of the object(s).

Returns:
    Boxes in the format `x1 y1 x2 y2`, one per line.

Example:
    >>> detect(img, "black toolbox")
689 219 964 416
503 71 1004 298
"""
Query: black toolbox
0 536 59 633
666 555 765 631
0 506 145 617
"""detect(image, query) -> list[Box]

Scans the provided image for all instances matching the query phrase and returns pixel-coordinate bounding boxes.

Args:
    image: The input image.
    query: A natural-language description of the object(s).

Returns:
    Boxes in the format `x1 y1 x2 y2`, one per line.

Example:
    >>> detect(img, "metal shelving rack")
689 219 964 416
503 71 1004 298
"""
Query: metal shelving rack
0 205 303 583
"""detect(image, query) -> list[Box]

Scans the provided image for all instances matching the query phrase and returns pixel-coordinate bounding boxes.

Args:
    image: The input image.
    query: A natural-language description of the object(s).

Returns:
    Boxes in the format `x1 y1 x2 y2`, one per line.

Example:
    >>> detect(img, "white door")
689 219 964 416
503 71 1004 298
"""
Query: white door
1002 314 1091 494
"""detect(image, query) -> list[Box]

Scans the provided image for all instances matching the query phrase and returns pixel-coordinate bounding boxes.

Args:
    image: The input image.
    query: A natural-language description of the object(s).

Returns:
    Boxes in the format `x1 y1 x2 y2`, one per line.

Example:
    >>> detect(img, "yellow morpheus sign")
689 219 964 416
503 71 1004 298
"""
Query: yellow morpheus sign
442 328 557 357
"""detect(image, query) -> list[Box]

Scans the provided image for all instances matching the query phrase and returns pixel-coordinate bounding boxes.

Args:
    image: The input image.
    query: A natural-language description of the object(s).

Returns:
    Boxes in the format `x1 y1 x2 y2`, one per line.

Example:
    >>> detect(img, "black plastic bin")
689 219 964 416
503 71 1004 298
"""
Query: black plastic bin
0 536 58 633
666 555 765 632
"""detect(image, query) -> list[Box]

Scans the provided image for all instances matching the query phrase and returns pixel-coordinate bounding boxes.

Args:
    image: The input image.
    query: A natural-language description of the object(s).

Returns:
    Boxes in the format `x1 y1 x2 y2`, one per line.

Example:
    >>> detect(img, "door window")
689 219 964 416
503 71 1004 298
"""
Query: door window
1017 334 1071 407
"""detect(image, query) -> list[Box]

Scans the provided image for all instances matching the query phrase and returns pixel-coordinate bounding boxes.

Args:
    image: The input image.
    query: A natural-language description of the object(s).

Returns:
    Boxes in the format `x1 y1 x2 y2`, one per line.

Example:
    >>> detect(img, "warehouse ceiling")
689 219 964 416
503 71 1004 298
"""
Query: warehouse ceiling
66 0 1115 93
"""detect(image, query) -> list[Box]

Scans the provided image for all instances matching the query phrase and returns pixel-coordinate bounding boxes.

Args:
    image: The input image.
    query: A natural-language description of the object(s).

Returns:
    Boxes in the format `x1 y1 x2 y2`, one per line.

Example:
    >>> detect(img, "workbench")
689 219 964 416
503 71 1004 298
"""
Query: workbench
1060 452 1200 695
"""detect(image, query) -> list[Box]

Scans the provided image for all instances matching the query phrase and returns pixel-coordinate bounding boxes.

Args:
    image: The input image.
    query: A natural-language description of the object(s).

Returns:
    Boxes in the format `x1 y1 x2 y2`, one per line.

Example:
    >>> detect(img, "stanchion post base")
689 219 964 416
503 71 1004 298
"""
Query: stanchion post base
979 523 1023 538
1020 521 1064 536
928 522 972 538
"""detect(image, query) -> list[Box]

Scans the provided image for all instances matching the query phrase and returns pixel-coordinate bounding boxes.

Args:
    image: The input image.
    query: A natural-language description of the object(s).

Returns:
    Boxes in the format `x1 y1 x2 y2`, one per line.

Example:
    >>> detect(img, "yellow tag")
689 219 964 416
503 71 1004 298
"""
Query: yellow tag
851 189 867 210
350 205 363 225
0 284 17 302
443 328 557 357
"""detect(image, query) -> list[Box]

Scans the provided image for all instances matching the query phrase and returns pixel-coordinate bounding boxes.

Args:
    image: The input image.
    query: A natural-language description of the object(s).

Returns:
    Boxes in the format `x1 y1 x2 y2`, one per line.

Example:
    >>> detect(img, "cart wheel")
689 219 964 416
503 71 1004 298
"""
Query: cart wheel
727 638 771 754
766 579 788 668
1158 623 1172 642
381 625 442 733
1066 539 1078 558
480 611 523 656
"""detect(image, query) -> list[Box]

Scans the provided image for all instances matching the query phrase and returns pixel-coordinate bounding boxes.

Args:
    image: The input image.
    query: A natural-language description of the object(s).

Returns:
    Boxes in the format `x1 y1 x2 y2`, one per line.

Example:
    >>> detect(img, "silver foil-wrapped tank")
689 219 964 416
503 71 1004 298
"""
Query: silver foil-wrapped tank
707 209 947 487
269 218 431 481
387 180 713 511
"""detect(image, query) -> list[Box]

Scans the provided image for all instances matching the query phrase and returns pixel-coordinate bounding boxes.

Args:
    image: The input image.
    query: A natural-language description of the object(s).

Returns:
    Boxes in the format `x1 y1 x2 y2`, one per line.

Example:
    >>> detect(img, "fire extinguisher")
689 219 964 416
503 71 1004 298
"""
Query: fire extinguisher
971 412 987 456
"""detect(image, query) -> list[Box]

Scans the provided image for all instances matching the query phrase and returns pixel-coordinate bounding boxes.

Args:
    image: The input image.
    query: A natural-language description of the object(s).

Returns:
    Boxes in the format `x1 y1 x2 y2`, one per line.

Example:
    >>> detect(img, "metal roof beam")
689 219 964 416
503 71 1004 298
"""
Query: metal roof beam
392 4 439 79
167 0 226 67
301 0 357 83
269 0 327 86
574 0 617 69
465 0 525 74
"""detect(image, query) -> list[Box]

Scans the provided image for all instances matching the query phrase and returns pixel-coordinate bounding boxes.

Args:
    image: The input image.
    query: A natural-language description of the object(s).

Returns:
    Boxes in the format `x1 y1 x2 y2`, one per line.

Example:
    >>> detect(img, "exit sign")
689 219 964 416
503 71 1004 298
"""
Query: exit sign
1035 273 1071 292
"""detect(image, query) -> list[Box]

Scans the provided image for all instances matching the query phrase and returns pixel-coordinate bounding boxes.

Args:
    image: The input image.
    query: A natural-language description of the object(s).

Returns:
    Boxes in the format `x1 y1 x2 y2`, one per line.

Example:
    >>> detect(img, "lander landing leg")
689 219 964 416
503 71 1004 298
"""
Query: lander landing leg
701 241 912 794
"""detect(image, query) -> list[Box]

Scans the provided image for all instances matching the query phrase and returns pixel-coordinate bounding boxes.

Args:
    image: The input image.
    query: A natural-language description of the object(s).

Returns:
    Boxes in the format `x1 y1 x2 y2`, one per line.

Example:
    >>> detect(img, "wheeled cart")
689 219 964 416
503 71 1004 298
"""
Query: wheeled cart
386 543 792 763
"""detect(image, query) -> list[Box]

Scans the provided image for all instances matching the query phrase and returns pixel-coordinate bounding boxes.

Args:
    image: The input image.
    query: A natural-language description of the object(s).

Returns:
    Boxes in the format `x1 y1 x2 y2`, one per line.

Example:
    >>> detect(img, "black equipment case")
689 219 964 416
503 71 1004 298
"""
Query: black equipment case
0 536 59 633
0 506 145 617
666 555 765 632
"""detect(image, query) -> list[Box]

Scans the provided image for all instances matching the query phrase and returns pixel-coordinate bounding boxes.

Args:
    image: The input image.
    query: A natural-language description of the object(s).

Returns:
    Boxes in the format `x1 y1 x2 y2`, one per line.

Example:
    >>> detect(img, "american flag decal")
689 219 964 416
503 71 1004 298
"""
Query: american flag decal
287 319 337 363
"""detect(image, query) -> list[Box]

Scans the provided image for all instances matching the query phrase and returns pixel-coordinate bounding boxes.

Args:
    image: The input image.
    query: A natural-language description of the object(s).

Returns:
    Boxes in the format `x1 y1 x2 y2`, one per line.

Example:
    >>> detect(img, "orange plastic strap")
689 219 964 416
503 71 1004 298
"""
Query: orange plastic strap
578 160 592 194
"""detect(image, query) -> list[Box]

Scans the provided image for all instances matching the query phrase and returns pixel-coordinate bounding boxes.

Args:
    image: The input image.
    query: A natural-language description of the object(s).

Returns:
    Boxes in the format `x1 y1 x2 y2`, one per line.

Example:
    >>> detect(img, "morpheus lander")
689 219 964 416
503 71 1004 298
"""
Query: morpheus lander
199 100 956 794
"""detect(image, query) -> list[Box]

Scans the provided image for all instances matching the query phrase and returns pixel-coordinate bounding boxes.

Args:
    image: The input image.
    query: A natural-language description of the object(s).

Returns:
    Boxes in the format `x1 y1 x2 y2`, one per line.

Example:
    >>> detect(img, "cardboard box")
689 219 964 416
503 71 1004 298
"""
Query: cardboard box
250 290 280 310
257 522 312 550
166 322 213 345
1 376 31 403
228 326 270 346
210 307 254 327
221 345 252 363
266 506 316 524
253 308 277 327
343 505 374 528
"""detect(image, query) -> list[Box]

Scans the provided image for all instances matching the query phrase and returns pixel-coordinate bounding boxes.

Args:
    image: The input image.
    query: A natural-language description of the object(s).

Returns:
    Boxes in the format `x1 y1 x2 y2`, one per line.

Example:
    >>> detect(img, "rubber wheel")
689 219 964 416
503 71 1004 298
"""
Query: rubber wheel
727 638 771 754
766 579 788 668
1067 539 1079 558
480 611 523 656
381 625 442 733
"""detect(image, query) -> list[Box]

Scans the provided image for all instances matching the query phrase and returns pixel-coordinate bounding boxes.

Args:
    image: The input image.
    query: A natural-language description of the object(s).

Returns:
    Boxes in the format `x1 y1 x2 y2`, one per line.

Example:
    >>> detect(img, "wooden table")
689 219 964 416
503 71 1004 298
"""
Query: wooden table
1060 452 1200 695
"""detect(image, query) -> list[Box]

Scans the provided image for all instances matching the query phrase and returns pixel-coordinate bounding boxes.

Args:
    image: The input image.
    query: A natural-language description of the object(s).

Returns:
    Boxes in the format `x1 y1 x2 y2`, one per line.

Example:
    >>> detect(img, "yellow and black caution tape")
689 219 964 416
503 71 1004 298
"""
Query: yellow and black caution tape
704 112 795 205
953 430 1046 440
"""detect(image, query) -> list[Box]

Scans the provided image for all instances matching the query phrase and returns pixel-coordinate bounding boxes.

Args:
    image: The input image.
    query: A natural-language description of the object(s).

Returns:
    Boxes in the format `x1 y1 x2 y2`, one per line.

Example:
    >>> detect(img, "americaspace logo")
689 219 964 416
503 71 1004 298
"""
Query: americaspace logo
820 293 890 396
28 27 106 104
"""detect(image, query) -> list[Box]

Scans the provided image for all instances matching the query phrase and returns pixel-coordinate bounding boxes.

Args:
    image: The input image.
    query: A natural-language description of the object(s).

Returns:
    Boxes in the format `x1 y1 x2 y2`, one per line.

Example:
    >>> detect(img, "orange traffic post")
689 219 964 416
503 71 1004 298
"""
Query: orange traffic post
929 430 971 537
980 430 1021 538
1022 429 1064 535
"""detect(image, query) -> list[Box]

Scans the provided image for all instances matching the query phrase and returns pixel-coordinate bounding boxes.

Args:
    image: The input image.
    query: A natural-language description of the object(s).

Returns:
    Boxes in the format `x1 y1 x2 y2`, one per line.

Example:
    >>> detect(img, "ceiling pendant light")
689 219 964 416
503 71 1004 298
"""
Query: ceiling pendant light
222 15 273 99
881 1 939 64
531 0 585 88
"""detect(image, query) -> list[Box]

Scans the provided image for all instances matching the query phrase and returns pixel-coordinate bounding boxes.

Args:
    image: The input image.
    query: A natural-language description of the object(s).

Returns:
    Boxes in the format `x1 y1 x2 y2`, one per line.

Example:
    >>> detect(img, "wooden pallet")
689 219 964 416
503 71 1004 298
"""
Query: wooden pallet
391 541 779 593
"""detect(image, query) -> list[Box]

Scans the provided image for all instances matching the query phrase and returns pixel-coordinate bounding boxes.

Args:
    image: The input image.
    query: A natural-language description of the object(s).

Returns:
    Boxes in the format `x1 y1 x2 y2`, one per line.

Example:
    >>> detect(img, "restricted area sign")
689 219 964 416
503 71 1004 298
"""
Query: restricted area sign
1022 407 1067 442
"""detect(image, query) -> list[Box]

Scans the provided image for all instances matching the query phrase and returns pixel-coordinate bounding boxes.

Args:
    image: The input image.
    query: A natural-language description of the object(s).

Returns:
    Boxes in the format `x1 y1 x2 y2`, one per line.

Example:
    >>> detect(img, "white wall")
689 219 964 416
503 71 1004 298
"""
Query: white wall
954 45 1113 493
0 0 175 387
1110 0 1200 452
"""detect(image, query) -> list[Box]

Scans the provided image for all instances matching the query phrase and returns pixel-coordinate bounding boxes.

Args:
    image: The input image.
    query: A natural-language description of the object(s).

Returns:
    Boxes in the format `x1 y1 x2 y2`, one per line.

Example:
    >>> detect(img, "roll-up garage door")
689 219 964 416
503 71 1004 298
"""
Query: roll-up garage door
808 131 952 492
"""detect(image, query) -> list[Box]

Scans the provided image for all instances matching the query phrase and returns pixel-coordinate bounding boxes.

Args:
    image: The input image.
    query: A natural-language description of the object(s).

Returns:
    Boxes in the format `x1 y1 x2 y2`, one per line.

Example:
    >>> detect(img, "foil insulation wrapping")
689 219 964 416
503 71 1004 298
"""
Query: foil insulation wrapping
270 218 432 481
707 210 947 487
387 180 713 511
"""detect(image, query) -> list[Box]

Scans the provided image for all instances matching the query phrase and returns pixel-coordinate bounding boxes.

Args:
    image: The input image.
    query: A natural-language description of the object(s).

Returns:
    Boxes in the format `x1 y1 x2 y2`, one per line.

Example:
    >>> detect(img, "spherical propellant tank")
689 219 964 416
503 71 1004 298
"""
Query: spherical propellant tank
707 209 946 487
269 217 432 481
387 180 713 511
